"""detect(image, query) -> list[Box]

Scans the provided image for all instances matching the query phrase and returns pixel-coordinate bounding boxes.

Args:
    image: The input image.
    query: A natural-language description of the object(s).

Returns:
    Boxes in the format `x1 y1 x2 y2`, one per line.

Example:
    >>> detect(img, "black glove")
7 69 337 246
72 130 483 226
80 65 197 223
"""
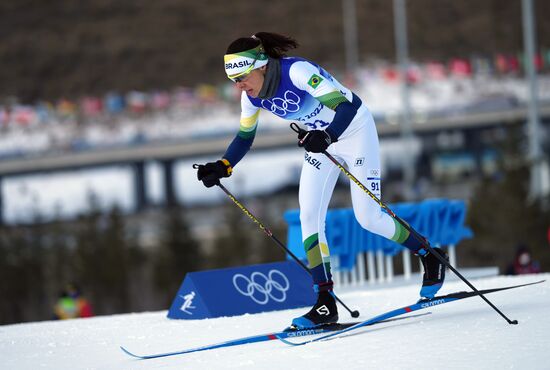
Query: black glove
196 159 232 188
299 130 336 153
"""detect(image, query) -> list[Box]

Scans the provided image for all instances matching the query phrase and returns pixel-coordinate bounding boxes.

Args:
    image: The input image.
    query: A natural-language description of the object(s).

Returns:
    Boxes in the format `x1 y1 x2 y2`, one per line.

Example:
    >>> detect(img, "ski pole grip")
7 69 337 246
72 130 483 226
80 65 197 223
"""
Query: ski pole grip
290 122 309 147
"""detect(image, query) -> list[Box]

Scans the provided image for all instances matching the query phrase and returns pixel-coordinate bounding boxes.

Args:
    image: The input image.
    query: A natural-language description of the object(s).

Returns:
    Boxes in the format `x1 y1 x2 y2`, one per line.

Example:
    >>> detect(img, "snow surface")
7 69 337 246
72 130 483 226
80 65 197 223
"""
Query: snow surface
1 274 548 370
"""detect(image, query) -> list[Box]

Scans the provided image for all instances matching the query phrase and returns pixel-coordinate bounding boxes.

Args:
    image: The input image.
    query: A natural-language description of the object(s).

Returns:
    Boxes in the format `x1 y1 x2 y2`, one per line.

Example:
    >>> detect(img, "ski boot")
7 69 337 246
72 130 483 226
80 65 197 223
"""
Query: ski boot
290 290 339 330
419 247 448 299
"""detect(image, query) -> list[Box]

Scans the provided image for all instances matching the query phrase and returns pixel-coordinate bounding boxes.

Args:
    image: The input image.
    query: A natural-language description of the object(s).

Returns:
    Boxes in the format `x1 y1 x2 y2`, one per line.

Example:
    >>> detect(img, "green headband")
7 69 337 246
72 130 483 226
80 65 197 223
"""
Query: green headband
224 45 268 80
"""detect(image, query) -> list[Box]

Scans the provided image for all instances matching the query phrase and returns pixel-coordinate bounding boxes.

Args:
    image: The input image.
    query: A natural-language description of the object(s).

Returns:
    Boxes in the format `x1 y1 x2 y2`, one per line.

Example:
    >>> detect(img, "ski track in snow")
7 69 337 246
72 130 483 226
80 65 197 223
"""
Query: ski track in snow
0 274 548 370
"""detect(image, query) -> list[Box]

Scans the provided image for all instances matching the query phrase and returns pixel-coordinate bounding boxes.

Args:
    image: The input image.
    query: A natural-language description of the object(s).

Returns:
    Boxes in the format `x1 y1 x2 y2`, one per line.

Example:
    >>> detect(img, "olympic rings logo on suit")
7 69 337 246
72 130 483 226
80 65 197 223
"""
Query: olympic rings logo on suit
232 269 290 305
261 90 301 116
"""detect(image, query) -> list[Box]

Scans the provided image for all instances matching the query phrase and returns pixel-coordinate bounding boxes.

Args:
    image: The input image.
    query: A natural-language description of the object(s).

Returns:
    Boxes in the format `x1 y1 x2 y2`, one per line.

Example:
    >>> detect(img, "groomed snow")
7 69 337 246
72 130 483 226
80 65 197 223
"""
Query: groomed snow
1 274 548 370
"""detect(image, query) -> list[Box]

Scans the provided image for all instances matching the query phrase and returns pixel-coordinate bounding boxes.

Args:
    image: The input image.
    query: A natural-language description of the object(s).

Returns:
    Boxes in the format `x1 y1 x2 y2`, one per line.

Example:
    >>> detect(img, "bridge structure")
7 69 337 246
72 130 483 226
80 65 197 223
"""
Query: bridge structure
0 106 549 224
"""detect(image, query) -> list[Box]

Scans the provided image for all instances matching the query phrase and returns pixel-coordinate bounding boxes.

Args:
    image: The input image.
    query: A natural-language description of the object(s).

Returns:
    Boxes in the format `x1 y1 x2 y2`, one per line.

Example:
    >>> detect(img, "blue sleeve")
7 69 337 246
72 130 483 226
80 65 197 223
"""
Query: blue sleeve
325 93 362 140
223 133 256 166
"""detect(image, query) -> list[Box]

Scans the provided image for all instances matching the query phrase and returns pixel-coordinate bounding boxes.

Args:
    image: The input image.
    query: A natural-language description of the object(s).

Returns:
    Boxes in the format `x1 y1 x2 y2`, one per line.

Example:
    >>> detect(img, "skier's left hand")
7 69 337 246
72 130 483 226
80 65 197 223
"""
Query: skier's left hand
299 129 336 153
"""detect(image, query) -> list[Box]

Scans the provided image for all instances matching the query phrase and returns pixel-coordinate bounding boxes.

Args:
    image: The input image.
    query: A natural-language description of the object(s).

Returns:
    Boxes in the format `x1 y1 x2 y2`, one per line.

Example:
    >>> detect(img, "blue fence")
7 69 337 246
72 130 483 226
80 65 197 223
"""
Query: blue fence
284 199 473 272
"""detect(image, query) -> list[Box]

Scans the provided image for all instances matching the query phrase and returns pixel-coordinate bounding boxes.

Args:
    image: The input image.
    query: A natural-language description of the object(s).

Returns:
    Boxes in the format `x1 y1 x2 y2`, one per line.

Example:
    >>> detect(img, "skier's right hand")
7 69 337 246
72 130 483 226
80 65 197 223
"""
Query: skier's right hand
196 159 232 188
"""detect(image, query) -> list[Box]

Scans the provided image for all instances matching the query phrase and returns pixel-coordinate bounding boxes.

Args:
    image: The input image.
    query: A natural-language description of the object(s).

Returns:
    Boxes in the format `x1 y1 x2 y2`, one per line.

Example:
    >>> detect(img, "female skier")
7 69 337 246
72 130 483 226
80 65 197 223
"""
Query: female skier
196 32 447 329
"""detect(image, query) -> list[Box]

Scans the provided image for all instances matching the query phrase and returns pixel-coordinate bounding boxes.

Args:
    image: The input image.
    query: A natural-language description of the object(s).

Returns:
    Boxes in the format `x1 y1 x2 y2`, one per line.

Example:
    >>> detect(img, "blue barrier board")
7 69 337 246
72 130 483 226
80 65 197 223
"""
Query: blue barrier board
167 261 316 319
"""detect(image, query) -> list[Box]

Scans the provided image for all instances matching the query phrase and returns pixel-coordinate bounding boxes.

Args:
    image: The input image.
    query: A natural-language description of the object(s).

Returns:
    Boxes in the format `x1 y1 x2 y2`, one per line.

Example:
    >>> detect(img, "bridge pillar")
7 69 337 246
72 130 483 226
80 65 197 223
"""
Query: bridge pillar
162 159 177 207
0 176 3 225
133 161 148 211
465 129 484 177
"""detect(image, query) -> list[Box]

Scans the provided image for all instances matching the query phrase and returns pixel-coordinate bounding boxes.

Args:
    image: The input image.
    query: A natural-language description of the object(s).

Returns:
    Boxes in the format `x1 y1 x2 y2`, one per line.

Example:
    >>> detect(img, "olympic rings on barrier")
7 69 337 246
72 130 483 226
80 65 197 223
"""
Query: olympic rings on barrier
232 269 290 305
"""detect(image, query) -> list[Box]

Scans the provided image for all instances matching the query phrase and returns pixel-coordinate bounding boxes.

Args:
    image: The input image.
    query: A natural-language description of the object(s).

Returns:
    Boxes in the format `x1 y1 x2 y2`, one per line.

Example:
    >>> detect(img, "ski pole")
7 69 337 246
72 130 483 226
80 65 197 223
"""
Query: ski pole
290 122 518 325
325 150 517 324
192 165 360 319
216 181 360 319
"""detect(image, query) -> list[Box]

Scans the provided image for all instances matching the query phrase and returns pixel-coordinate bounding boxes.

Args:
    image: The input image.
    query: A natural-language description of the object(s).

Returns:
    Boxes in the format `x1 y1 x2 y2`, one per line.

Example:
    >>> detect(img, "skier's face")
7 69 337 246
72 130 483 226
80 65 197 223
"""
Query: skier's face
235 66 266 98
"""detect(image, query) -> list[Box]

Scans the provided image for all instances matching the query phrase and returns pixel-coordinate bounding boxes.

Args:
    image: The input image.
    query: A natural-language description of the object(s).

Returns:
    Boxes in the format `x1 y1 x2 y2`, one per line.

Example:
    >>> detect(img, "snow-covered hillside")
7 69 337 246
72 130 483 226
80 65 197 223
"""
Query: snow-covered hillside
1 274 548 370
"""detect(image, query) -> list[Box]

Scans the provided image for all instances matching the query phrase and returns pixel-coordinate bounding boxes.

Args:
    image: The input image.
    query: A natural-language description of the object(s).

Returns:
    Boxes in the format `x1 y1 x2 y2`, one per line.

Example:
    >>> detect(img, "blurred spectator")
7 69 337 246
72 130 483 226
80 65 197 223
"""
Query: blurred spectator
104 92 126 114
449 58 472 78
126 90 149 114
534 53 544 71
406 65 422 84
173 87 195 108
56 98 77 121
505 244 541 276
13 105 36 126
151 91 171 110
508 55 520 74
381 66 399 83
195 84 218 103
471 56 492 76
35 101 53 125
53 283 94 320
495 54 509 74
425 61 447 80
81 96 104 118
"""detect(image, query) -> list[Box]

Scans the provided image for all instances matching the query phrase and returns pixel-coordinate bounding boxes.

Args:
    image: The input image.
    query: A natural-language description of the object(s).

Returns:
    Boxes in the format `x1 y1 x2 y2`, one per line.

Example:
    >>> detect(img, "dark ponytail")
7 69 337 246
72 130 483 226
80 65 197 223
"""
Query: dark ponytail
226 32 298 59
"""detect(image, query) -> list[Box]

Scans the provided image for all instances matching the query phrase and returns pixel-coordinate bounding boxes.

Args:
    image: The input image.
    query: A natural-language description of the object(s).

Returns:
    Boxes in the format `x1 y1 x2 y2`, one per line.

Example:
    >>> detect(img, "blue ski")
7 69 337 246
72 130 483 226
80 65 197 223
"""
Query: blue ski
120 313 428 360
120 322 359 359
277 279 545 347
